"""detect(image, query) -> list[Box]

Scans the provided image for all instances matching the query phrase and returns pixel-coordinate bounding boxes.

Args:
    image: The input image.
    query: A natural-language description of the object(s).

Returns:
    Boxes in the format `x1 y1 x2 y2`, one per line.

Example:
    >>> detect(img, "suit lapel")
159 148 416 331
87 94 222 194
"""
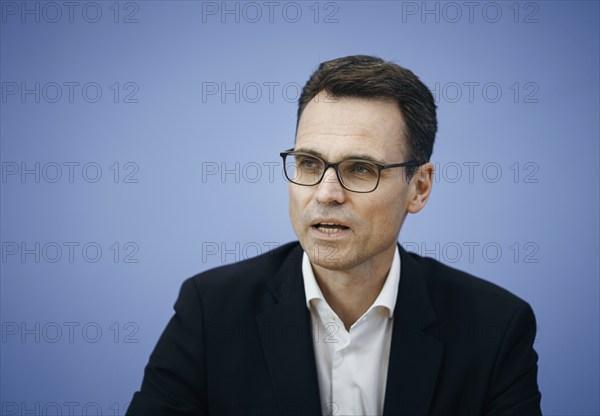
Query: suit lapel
383 245 444 416
256 244 322 415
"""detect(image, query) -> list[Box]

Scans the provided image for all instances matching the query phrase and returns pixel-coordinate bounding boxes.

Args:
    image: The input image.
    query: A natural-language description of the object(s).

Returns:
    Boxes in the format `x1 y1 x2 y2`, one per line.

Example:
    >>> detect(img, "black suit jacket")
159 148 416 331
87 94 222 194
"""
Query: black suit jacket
127 242 541 415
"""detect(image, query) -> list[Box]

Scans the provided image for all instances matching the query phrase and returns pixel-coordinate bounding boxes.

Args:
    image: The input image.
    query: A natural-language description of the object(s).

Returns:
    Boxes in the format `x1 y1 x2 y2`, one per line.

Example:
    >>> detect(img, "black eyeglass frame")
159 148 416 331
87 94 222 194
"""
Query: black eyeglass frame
279 148 424 193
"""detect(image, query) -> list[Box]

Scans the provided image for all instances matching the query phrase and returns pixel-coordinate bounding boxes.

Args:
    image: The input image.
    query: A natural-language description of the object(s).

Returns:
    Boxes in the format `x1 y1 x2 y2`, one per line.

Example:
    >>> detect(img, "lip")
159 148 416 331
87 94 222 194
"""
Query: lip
310 218 351 228
309 218 352 239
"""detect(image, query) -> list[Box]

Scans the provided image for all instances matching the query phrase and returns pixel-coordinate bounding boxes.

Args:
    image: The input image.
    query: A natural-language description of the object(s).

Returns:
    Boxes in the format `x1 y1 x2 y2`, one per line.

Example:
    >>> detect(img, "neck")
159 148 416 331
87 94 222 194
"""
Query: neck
311 245 395 330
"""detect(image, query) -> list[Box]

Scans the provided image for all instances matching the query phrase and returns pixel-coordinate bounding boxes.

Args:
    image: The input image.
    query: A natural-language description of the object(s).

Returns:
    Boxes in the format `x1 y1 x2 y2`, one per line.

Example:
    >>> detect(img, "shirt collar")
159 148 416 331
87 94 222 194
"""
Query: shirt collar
302 246 401 318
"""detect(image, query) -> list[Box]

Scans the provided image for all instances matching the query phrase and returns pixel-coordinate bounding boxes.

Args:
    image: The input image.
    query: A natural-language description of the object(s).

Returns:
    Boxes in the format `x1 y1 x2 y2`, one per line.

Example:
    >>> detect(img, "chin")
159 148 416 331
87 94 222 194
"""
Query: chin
307 245 361 271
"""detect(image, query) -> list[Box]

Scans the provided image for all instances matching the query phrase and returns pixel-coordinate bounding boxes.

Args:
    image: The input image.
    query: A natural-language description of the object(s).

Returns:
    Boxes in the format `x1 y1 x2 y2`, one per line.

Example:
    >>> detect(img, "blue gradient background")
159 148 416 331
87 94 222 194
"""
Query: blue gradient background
1 1 598 415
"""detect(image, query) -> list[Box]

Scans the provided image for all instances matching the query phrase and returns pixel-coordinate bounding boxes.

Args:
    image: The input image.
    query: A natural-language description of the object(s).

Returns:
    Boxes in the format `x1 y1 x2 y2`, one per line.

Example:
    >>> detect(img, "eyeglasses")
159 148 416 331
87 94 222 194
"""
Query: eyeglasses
280 149 423 193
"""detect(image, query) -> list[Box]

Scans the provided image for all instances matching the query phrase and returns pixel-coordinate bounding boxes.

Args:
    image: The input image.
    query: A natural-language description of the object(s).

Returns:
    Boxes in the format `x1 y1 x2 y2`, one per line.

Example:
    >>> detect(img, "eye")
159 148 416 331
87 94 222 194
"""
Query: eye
296 155 321 170
346 161 376 175
301 159 315 168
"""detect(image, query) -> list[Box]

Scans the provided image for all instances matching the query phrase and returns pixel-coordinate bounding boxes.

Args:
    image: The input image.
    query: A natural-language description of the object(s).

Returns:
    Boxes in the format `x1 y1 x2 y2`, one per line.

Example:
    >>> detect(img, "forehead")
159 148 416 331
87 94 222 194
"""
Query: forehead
295 94 407 161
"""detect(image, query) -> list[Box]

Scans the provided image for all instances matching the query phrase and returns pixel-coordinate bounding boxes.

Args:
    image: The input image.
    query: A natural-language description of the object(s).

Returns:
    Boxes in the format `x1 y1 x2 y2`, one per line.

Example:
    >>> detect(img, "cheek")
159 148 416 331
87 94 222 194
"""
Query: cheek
288 186 308 228
288 189 298 222
367 196 405 232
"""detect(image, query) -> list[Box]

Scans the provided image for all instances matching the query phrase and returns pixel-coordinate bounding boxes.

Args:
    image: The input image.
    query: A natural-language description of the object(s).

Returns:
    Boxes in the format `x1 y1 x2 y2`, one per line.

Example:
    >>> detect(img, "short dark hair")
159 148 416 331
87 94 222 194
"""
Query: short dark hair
297 55 437 180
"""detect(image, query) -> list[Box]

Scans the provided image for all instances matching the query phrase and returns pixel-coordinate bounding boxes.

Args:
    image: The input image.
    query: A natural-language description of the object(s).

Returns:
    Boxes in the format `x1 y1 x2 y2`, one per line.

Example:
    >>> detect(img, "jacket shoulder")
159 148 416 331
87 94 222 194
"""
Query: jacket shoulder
405 249 532 320
185 241 300 293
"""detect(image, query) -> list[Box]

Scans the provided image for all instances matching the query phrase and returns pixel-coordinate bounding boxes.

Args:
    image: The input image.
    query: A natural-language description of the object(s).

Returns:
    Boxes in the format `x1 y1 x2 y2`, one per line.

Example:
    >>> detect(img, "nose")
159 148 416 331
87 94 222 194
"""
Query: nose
315 167 346 205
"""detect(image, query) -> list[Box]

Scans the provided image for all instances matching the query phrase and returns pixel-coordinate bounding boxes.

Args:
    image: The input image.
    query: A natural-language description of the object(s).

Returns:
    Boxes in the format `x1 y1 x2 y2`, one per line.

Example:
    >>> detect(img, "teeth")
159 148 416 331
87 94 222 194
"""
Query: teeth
314 223 349 234
316 226 343 234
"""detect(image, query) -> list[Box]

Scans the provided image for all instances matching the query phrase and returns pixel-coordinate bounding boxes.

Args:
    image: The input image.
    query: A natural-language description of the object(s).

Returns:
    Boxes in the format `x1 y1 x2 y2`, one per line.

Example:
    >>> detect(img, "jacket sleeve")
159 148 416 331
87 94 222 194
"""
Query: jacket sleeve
126 277 207 415
484 302 542 416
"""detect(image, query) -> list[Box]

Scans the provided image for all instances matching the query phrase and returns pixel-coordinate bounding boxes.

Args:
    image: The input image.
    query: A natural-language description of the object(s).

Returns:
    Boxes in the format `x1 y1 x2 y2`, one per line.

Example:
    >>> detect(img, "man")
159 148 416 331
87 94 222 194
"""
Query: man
127 55 542 415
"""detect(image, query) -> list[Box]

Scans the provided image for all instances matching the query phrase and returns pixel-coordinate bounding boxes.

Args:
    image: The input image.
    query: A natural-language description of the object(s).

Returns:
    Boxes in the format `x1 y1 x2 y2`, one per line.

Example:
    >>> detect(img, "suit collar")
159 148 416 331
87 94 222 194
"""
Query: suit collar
264 242 305 302
395 243 437 329
302 246 401 319
265 242 437 326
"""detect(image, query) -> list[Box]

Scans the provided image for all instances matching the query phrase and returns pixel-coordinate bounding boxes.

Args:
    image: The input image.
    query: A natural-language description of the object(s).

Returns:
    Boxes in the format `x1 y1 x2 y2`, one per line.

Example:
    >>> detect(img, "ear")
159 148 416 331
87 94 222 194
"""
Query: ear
407 162 434 214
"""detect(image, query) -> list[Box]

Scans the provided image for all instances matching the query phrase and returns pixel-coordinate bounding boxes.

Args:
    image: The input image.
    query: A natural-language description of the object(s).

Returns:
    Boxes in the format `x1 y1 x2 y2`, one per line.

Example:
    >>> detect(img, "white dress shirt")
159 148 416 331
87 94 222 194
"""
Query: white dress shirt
302 247 401 416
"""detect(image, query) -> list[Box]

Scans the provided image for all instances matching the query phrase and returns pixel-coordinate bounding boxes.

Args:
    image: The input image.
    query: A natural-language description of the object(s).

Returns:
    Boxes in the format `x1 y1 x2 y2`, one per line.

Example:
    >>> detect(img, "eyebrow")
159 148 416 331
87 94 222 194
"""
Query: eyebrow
293 148 385 164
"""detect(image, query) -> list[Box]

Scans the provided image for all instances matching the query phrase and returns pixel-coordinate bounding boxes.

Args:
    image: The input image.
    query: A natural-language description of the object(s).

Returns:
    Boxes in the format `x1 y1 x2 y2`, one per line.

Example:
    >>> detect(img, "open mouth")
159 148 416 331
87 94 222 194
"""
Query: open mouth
312 222 350 234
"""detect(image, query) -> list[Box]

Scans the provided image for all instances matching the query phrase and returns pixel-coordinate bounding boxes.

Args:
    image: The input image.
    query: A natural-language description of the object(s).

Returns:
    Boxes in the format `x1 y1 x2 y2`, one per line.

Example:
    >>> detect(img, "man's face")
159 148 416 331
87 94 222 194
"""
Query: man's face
289 93 417 271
